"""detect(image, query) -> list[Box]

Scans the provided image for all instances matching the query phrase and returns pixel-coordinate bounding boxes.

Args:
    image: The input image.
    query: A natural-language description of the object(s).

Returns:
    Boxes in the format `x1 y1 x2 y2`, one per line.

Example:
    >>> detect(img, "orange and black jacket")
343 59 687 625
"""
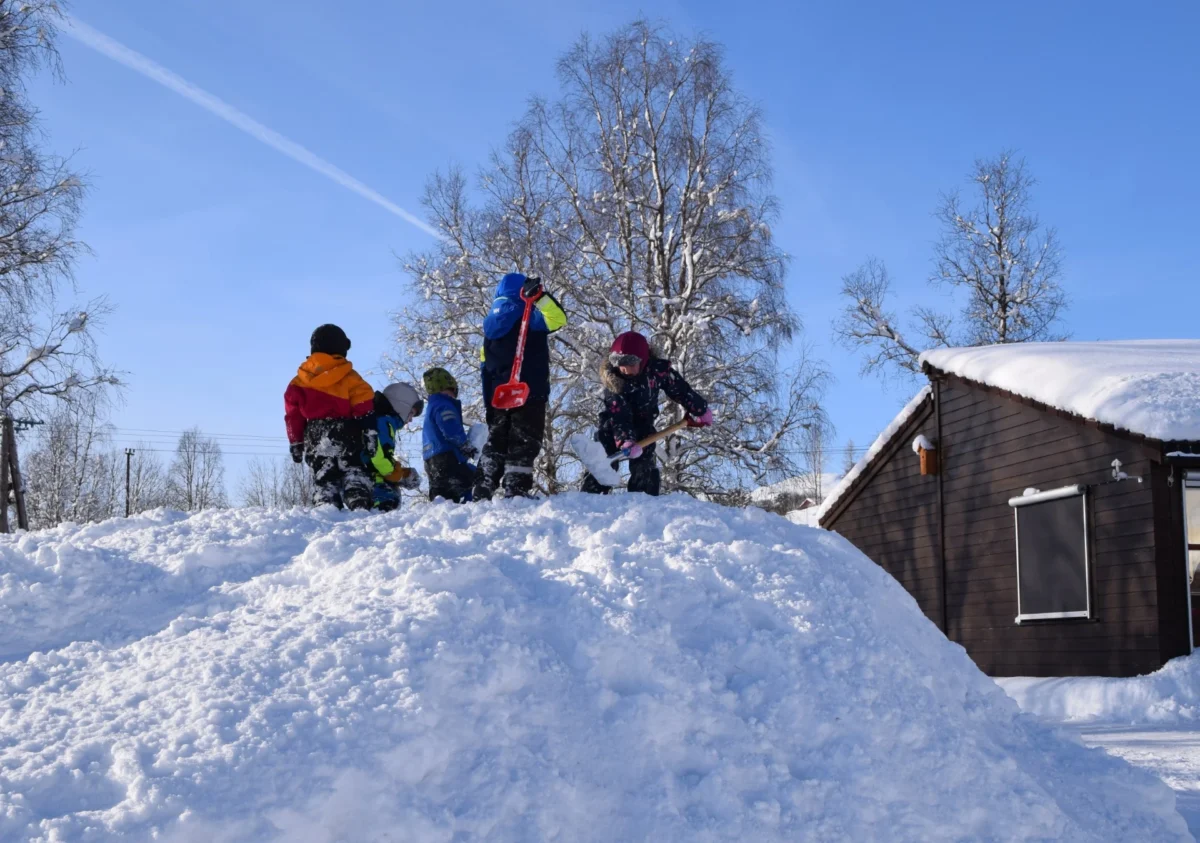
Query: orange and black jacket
284 353 375 447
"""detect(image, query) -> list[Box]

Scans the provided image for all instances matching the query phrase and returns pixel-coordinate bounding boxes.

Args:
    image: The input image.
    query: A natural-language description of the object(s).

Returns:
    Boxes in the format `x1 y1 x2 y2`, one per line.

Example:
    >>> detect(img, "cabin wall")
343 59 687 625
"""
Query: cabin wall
825 376 1191 678
1152 462 1192 666
824 404 942 627
937 376 1173 677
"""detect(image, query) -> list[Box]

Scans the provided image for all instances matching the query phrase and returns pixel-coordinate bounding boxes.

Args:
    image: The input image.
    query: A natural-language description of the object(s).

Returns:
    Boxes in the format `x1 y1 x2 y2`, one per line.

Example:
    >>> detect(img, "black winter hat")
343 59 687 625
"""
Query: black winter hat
310 324 351 356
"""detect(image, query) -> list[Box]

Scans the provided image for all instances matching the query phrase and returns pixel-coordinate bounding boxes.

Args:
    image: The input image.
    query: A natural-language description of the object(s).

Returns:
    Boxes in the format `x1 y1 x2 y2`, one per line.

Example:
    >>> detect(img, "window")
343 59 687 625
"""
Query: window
1186 473 1200 592
1009 485 1090 622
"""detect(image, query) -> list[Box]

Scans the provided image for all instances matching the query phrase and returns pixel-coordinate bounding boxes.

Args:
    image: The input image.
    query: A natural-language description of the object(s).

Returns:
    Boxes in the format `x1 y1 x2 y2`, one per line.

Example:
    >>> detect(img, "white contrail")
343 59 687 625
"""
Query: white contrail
61 15 442 240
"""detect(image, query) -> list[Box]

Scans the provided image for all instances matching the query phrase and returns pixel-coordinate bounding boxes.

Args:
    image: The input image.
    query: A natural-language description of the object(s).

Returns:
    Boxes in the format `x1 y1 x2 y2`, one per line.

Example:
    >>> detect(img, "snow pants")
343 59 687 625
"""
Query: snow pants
580 423 661 496
372 482 401 512
304 419 372 511
473 400 546 499
426 452 475 503
307 453 372 510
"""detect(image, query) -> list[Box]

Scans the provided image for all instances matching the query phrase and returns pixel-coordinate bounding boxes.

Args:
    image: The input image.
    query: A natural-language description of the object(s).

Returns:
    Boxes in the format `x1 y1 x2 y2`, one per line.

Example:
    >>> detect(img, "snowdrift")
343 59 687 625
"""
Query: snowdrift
999 656 1200 726
0 496 1189 841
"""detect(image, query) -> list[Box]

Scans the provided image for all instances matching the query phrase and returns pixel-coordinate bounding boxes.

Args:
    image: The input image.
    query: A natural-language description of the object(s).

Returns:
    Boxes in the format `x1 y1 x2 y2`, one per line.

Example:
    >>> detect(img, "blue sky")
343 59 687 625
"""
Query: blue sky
31 0 1200 488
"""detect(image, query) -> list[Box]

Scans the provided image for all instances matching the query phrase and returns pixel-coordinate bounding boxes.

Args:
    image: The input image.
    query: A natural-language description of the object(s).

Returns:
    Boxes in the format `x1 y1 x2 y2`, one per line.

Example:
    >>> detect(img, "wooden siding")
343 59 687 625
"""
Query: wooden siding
938 376 1172 678
825 401 942 627
826 373 1192 678
1153 462 1192 666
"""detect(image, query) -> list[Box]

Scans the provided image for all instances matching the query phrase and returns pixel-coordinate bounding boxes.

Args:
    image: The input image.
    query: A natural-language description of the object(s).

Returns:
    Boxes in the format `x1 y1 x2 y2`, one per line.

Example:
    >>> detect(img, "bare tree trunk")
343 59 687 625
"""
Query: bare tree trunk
0 416 11 533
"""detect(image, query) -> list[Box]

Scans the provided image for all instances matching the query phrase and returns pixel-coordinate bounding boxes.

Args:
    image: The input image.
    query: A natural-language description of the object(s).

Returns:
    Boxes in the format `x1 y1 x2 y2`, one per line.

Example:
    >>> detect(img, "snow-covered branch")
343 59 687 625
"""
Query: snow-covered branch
836 152 1068 383
388 19 816 495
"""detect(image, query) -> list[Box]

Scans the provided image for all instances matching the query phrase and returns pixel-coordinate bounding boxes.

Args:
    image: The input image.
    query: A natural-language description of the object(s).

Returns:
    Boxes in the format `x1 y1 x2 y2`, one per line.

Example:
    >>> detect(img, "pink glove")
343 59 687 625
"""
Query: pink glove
618 440 643 459
686 408 714 428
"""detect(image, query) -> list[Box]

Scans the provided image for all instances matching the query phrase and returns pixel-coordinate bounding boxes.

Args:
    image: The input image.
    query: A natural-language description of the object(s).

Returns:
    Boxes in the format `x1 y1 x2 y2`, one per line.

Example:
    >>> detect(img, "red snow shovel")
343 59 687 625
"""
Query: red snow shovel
491 290 537 410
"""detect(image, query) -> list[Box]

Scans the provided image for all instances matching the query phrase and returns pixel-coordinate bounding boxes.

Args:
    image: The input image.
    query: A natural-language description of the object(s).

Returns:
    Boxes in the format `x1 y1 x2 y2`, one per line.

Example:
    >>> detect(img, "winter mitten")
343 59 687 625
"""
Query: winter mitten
460 443 479 461
521 276 544 299
399 469 421 490
619 440 643 459
290 442 304 463
686 408 714 428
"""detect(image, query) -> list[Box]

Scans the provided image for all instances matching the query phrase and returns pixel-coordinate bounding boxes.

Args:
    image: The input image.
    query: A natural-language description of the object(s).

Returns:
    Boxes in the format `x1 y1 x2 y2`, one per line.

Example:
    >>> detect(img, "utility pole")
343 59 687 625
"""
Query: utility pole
125 448 135 517
1 415 41 533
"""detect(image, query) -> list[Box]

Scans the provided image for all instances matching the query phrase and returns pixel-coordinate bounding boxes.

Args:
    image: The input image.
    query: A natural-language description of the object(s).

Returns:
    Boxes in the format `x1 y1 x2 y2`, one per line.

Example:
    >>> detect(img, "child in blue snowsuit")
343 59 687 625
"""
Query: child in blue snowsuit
421 368 478 503
366 383 424 510
474 273 567 499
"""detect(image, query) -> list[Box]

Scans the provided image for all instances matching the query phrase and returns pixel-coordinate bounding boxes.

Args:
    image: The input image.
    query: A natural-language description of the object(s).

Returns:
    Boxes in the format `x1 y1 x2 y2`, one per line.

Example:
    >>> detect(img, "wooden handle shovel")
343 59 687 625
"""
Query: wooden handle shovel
617 419 691 461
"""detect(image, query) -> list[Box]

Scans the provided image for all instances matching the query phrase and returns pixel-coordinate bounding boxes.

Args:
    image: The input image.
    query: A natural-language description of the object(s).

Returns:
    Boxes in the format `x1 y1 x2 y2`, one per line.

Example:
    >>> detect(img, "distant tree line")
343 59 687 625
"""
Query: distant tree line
18 392 312 529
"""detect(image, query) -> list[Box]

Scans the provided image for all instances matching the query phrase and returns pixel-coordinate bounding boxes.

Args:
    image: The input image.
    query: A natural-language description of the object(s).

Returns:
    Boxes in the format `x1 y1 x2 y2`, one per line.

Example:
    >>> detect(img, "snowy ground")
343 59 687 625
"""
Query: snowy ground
1079 727 1200 837
0 497 1190 841
1000 662 1200 839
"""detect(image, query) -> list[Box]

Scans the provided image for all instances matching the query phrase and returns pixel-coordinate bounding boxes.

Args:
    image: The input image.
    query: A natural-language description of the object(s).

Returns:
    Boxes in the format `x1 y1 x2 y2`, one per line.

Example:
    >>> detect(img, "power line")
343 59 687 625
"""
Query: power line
111 446 290 457
111 427 283 442
110 436 288 448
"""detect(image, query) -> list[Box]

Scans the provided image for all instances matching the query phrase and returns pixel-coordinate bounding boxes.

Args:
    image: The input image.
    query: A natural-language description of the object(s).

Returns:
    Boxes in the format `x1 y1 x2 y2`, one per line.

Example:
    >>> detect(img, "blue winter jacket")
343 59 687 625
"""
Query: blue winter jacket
423 392 471 462
481 273 567 408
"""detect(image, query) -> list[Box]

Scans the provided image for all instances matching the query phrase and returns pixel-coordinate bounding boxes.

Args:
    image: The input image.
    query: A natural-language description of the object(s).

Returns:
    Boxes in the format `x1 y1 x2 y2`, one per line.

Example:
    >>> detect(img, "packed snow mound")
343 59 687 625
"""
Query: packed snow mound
921 340 1200 442
0 497 1189 841
999 654 1200 726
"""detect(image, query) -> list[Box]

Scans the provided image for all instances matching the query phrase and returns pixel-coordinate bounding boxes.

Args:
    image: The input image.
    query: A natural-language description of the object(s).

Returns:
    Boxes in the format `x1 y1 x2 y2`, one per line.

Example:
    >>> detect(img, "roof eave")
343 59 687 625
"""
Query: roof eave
818 391 935 529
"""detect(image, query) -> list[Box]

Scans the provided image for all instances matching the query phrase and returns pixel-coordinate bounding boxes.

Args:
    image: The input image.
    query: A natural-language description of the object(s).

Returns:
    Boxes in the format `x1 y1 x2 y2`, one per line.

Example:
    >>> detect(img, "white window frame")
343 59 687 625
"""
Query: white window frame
1008 484 1091 623
1185 473 1200 589
1185 472 1200 652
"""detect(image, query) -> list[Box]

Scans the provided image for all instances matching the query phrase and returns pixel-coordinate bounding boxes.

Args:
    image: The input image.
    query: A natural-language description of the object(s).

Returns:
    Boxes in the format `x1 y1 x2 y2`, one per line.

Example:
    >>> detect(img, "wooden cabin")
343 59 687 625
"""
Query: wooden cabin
819 341 1200 678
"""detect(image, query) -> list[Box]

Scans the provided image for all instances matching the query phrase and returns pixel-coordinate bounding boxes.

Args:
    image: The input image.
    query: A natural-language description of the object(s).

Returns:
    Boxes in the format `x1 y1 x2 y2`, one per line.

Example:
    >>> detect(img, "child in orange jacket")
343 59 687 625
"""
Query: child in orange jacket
284 324 376 510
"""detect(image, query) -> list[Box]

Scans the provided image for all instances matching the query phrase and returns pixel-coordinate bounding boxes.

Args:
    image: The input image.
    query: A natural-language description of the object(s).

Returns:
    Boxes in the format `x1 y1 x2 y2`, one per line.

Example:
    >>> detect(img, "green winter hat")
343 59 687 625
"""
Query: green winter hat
422 367 458 394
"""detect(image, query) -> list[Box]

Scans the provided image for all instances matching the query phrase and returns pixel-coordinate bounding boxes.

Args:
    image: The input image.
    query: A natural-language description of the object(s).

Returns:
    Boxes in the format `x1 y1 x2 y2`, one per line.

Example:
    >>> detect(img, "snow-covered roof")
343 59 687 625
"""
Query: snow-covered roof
921 340 1200 443
817 386 933 523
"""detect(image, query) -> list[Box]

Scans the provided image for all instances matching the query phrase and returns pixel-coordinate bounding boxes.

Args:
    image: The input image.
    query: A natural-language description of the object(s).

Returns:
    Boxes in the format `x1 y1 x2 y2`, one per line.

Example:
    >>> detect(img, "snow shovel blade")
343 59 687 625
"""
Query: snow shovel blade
570 433 621 486
491 381 530 410
569 420 693 489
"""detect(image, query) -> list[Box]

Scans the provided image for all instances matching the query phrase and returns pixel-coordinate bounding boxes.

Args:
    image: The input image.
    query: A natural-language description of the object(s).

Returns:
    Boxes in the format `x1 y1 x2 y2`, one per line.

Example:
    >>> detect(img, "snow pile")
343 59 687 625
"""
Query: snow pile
785 507 823 528
921 340 1200 442
999 655 1200 726
816 386 932 522
749 474 839 506
0 497 1189 841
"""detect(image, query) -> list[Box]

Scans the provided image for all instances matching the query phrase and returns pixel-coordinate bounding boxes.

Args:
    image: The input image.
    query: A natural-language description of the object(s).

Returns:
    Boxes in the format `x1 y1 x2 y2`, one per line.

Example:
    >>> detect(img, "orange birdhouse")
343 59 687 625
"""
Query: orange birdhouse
912 435 938 476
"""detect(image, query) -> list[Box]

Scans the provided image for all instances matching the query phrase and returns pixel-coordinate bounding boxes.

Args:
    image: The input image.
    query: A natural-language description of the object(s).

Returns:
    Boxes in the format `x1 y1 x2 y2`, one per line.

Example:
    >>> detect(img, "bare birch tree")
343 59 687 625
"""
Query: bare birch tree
841 439 857 476
165 428 227 511
240 457 314 508
23 393 120 526
125 446 168 514
390 20 828 496
836 152 1067 381
0 1 117 414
